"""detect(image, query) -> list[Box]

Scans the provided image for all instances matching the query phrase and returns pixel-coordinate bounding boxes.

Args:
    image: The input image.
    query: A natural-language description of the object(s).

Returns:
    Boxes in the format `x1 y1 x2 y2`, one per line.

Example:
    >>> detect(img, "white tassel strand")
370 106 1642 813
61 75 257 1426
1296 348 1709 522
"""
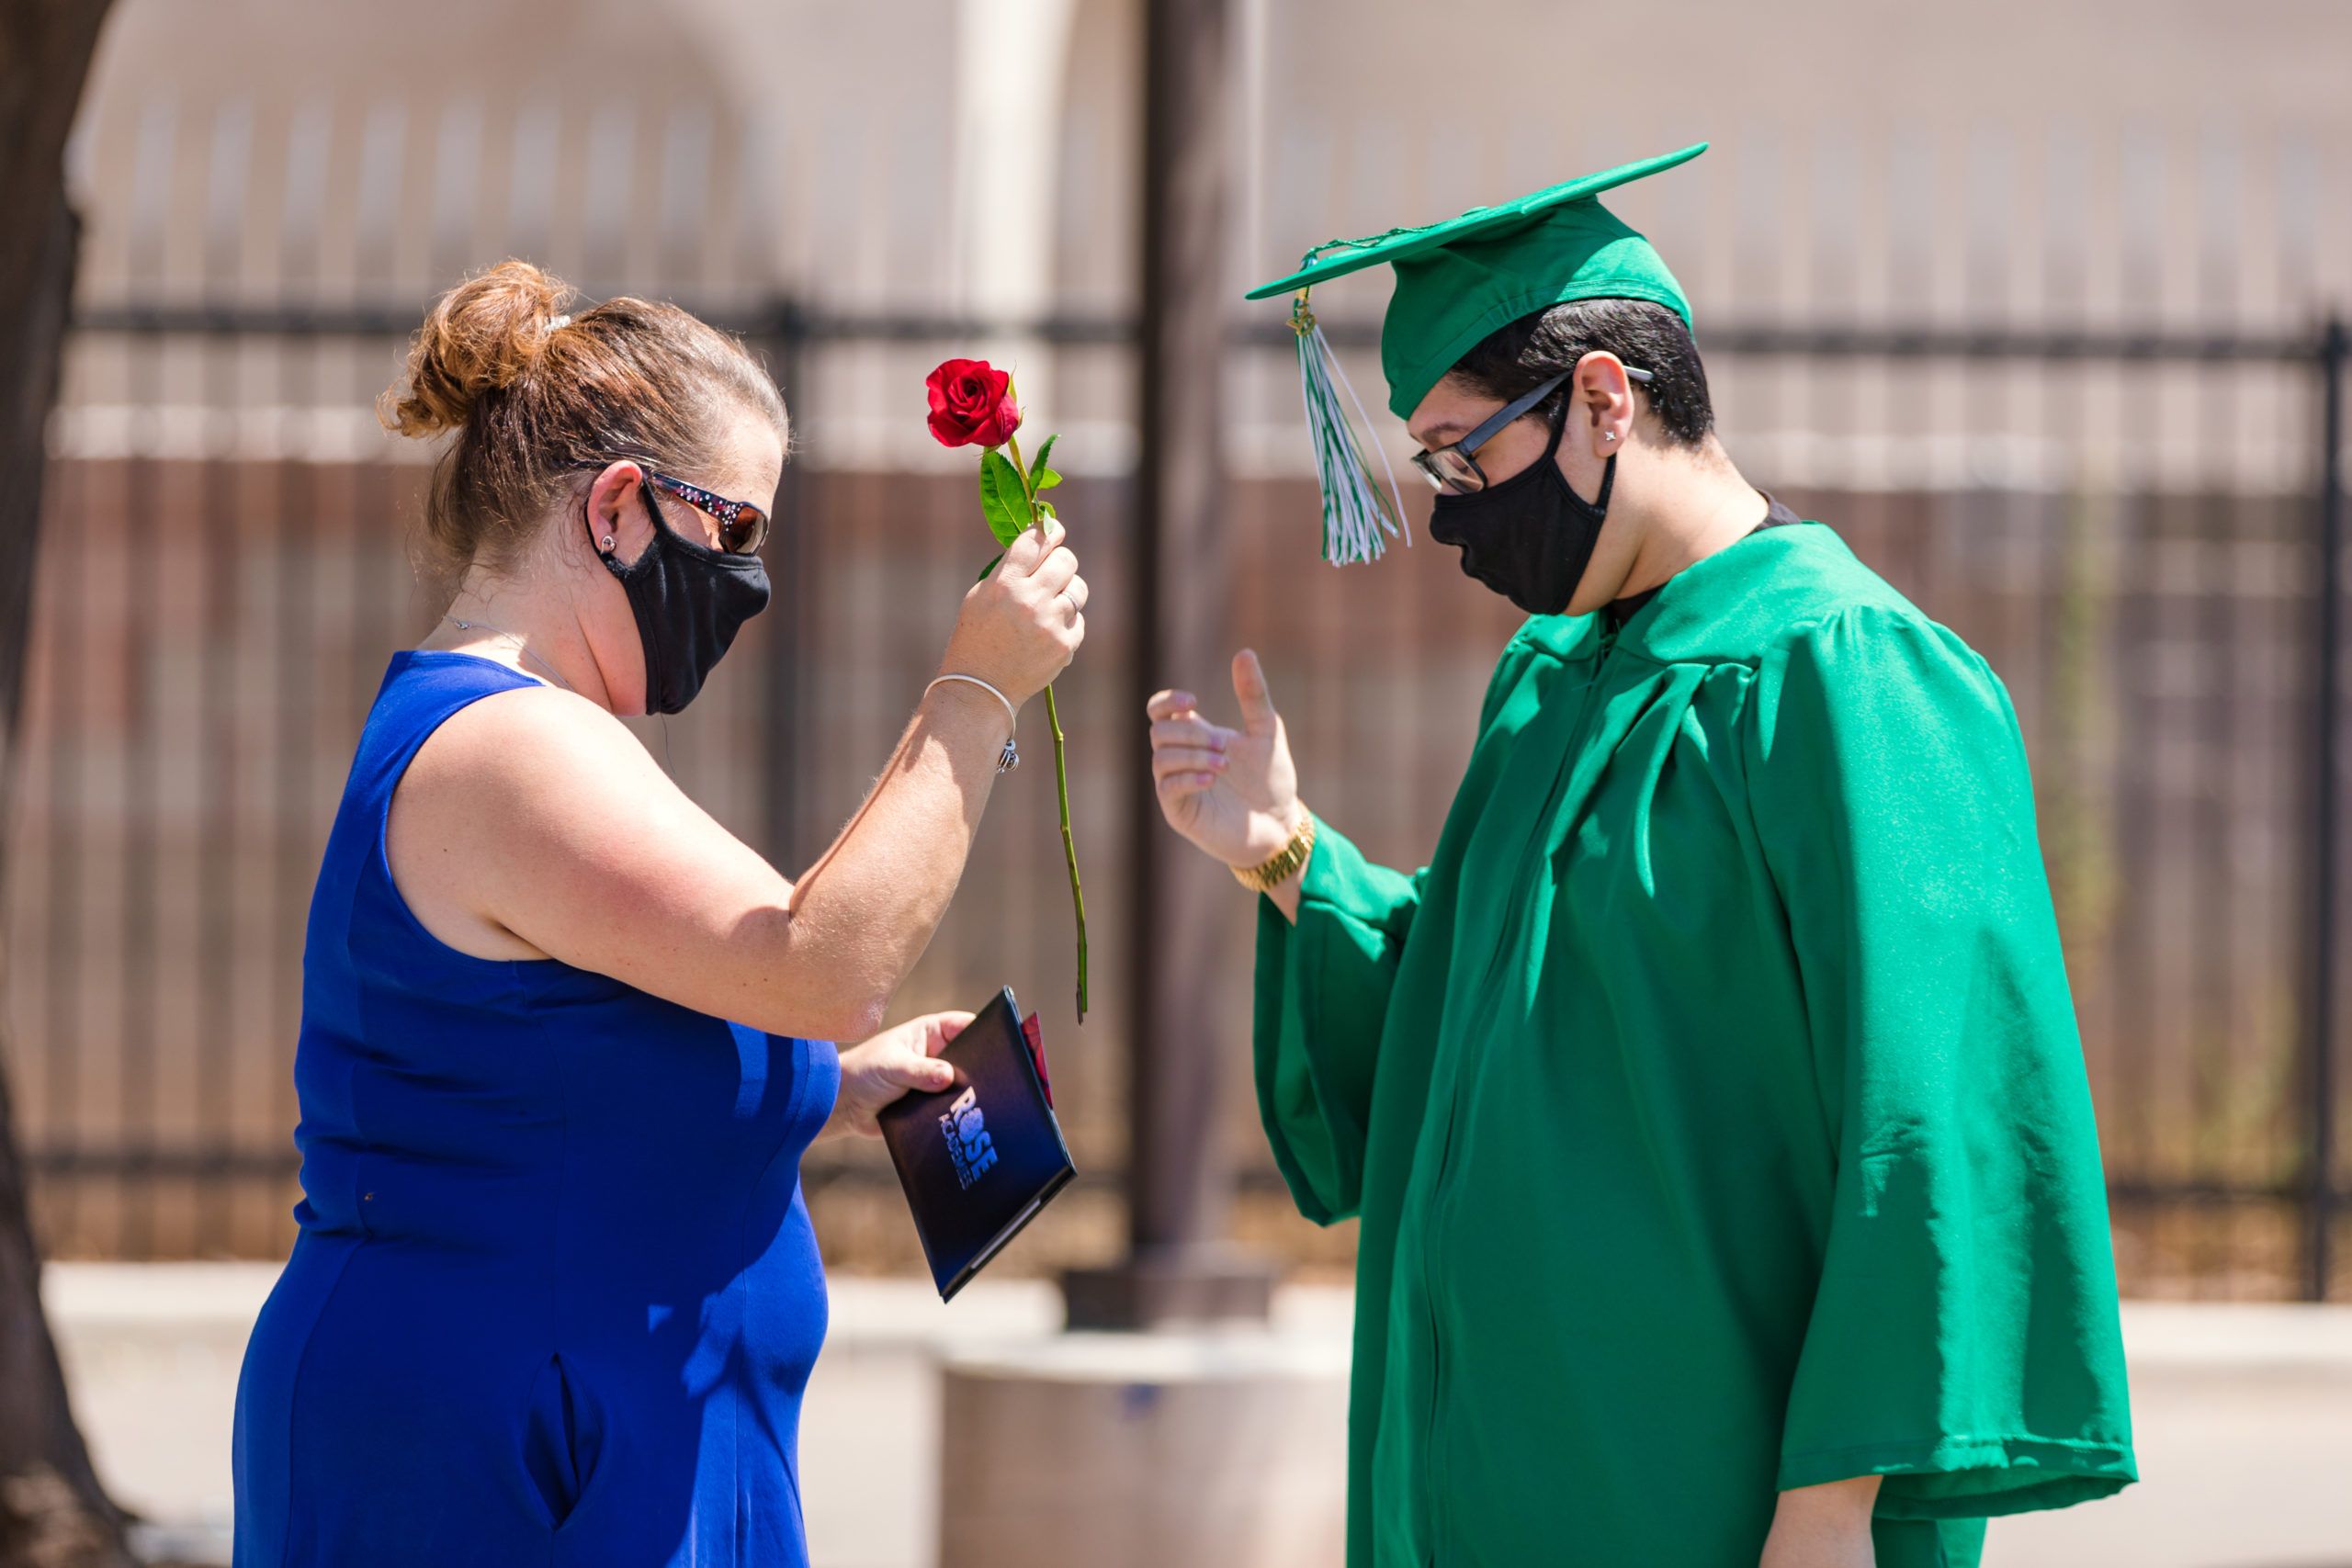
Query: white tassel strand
1291 293 1408 566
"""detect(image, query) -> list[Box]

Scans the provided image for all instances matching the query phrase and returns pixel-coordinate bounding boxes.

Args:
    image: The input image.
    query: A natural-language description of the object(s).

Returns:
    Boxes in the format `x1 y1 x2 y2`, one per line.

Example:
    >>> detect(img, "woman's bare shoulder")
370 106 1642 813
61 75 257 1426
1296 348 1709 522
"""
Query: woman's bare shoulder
388 671 787 986
409 682 665 795
390 684 674 881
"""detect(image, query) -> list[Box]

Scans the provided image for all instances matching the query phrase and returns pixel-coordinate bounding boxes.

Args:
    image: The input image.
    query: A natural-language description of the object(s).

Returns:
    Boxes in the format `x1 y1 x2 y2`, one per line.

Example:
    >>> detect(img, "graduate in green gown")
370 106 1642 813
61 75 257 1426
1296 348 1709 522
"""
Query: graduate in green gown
1146 144 2136 1568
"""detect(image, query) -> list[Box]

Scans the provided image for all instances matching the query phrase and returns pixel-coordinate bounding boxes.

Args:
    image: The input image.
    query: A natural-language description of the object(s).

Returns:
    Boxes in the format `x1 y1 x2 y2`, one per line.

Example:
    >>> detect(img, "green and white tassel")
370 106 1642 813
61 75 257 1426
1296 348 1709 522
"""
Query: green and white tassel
1291 291 1408 565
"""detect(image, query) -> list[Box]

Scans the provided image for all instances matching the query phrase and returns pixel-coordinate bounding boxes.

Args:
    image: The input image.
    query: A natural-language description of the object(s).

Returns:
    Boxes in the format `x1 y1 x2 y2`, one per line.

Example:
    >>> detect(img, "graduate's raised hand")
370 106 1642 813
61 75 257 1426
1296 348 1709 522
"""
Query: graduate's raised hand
1147 649 1303 873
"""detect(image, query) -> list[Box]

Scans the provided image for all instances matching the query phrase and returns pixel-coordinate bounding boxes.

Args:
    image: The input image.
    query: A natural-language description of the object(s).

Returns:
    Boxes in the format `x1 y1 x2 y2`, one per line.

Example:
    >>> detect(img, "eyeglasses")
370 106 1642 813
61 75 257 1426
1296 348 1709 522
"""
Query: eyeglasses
643 469 771 555
1409 365 1655 494
574 462 772 554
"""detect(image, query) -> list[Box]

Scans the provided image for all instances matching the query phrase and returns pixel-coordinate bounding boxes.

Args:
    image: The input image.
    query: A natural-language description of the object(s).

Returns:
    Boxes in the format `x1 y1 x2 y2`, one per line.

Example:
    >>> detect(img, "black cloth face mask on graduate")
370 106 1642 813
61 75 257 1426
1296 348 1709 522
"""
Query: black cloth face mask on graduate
1427 394 1614 617
587 469 773 714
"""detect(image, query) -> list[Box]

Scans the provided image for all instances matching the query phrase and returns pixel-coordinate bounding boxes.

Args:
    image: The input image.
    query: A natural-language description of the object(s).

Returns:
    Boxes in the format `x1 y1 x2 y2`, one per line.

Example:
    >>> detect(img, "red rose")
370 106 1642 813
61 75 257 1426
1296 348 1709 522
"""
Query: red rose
924 357 1023 448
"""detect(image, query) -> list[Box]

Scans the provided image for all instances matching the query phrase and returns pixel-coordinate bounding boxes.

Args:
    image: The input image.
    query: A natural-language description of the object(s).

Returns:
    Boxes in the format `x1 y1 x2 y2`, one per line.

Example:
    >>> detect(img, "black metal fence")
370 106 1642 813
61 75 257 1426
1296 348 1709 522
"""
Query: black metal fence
6 299 2347 1300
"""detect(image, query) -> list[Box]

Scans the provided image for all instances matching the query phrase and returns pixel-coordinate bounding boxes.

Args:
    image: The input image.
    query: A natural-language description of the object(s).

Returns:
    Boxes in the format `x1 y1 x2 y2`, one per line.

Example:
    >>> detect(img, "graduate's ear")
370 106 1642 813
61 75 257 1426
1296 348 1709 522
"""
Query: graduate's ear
1570 352 1638 458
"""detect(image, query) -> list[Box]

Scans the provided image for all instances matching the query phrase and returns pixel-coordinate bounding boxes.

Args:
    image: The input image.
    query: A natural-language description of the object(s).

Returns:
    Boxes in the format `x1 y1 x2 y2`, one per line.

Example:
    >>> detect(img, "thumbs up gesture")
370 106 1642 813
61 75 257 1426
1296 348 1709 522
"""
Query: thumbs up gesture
1146 649 1304 872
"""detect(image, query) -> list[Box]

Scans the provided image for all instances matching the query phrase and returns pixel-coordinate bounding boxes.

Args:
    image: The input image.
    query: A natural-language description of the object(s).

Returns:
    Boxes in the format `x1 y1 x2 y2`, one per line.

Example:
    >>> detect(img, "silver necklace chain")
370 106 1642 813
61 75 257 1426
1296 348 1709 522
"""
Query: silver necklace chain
441 615 576 694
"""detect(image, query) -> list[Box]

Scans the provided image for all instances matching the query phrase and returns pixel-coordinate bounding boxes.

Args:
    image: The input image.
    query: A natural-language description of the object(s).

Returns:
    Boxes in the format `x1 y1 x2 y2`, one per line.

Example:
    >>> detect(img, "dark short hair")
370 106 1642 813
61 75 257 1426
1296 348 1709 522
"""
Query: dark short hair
1444 298 1714 448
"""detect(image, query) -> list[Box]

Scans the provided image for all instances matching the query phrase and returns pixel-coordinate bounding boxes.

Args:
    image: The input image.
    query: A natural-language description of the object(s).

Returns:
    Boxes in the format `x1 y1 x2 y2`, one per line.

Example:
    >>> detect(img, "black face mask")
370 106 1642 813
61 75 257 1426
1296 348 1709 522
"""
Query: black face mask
592 477 772 714
1427 406 1614 616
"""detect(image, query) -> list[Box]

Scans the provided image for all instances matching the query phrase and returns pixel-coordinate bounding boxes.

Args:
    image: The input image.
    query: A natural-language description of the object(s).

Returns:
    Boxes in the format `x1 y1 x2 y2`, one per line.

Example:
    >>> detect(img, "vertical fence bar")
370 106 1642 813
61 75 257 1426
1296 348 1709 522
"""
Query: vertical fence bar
2310 316 2346 1303
195 101 251 1255
1062 0 1274 1330
117 105 172 1258
762 299 808 870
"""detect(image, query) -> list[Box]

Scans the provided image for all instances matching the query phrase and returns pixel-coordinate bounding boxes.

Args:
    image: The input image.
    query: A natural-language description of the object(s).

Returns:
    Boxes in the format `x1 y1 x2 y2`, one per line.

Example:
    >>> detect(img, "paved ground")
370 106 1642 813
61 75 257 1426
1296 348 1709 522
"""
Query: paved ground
40 1264 2352 1567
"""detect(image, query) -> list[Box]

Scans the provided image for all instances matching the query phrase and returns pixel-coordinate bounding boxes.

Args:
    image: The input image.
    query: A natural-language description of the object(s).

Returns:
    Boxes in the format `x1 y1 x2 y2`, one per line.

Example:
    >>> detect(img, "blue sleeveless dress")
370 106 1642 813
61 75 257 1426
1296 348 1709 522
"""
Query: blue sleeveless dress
232 651 841 1567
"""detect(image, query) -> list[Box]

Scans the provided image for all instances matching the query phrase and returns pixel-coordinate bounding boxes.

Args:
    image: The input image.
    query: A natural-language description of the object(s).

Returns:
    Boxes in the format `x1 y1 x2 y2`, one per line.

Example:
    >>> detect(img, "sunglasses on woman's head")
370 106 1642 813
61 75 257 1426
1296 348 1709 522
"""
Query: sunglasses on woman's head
1410 365 1656 494
573 462 772 554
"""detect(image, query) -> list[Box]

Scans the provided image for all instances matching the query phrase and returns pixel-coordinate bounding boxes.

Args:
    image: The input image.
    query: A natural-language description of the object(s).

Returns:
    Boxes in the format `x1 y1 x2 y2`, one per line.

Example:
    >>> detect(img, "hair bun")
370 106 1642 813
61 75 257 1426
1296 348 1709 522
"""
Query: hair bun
379 260 575 437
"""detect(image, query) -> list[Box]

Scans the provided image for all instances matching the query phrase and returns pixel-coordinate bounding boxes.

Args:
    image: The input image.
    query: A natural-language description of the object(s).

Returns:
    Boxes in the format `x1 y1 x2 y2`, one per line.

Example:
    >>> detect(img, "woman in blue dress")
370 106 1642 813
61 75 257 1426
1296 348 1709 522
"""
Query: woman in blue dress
231 261 1087 1567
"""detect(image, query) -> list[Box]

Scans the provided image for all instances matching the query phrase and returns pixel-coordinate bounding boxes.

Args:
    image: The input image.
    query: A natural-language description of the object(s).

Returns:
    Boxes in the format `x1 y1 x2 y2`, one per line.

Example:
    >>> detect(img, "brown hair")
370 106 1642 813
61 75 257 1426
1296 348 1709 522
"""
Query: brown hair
379 260 788 582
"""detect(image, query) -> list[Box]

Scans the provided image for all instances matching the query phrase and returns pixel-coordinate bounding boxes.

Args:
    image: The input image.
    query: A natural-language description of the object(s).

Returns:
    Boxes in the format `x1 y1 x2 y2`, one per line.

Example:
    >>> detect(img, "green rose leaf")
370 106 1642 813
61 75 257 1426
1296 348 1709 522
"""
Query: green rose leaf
979 449 1032 546
1028 433 1062 492
976 551 1003 582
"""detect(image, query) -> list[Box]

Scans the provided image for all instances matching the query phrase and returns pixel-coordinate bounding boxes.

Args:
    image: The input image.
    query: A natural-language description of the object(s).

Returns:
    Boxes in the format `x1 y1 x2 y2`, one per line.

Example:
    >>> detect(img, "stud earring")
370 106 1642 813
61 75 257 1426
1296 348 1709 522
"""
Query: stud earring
601 534 616 551
1603 431 1617 442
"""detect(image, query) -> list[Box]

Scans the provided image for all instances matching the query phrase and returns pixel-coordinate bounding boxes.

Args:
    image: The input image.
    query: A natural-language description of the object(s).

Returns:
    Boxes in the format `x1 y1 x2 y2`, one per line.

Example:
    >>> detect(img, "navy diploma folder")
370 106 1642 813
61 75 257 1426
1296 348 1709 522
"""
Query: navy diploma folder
876 986 1076 1301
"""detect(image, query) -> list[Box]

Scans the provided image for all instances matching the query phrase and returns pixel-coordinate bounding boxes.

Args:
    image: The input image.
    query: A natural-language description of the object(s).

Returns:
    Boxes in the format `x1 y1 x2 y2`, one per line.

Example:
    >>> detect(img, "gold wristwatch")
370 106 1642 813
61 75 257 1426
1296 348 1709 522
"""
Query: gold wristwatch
1233 805 1317 894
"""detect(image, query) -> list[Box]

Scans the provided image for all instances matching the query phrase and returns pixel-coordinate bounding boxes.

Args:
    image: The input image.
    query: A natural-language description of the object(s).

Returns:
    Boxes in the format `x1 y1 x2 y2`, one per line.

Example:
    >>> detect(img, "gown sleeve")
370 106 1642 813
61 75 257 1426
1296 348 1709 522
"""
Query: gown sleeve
1250 818 1426 1225
1748 604 2137 1518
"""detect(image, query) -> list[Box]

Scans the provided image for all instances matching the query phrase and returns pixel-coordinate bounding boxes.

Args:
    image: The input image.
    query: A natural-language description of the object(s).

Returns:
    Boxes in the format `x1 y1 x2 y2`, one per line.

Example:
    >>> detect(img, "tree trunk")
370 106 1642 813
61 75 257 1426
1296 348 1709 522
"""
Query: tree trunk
0 4 130 1566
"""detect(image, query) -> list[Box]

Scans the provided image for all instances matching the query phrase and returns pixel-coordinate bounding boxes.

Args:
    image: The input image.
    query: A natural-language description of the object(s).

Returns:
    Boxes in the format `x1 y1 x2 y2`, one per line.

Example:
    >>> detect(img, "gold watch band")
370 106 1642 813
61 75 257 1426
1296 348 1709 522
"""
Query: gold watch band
1233 806 1317 894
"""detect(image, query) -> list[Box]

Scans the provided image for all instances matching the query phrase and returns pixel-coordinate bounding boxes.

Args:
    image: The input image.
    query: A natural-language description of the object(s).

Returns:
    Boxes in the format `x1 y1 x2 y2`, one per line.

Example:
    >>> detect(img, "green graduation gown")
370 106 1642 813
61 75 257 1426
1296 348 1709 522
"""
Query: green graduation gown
1254 521 2136 1568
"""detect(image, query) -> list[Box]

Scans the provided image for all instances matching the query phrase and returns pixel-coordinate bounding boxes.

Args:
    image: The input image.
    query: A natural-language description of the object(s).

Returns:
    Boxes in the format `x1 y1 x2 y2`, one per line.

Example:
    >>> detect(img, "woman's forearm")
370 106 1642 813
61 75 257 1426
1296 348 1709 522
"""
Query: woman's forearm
753 513 1081 1039
775 680 1012 1033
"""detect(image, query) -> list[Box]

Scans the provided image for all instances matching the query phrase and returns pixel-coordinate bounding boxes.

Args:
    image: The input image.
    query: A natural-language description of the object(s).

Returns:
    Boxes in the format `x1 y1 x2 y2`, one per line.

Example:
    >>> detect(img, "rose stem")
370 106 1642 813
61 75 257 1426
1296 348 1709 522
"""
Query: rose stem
1044 683 1087 1021
1001 412 1089 1021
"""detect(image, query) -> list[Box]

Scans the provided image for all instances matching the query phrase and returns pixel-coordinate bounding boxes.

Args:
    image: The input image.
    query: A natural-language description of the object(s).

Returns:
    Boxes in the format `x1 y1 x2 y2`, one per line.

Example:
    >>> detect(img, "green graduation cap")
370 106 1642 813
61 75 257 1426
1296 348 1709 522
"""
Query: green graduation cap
1250 142 1706 565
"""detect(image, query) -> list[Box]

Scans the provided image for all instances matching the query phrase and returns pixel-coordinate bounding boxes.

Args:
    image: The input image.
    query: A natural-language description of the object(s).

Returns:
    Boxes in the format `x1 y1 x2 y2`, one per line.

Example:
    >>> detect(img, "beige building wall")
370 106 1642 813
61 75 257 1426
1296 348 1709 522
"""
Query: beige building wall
1250 0 2352 323
67 0 2352 314
51 0 2352 491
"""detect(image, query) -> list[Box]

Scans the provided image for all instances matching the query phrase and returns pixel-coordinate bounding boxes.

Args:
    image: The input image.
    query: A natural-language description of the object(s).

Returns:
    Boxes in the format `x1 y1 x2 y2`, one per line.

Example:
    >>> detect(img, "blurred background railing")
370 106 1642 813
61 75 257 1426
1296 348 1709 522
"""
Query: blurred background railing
9 295 2347 1303
7 37 2351 1300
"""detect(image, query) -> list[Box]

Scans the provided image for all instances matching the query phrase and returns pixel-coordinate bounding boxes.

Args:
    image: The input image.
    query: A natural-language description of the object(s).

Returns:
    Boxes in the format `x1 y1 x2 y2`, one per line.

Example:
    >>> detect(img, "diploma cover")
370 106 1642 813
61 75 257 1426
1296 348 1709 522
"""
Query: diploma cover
877 985 1076 1300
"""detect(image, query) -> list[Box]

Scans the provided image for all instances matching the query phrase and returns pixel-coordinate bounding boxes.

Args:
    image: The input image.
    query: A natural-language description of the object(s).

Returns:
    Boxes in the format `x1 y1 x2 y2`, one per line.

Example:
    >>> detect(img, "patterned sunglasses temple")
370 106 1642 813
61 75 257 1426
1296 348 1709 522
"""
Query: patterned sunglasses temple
645 470 770 554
